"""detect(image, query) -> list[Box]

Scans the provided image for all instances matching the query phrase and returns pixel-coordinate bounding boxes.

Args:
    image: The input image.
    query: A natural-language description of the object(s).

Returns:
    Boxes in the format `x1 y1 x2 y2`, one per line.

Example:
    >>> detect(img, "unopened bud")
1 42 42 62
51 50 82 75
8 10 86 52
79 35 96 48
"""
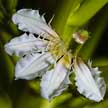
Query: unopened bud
73 30 89 44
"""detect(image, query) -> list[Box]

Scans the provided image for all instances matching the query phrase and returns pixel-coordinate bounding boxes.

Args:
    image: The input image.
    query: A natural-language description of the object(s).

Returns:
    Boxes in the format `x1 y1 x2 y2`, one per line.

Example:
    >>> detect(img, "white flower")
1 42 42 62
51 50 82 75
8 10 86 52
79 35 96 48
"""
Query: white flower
73 57 106 102
4 9 72 100
4 9 106 101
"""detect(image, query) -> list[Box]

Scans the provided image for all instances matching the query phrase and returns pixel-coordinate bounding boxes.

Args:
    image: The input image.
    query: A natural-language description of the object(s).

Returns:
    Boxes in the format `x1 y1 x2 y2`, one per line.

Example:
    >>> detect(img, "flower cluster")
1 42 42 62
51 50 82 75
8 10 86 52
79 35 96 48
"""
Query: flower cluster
5 9 106 102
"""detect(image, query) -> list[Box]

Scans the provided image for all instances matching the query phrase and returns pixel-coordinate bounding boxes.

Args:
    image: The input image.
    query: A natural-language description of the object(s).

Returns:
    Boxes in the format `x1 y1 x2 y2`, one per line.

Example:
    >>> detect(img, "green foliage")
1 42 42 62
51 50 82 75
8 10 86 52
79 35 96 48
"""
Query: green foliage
0 0 108 108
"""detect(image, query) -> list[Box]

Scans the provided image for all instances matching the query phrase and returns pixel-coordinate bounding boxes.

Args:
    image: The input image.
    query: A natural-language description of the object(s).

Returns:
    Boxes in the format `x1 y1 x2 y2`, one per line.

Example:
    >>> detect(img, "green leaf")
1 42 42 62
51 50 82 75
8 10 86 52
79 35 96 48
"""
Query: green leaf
53 0 108 48
67 0 108 26
80 4 108 59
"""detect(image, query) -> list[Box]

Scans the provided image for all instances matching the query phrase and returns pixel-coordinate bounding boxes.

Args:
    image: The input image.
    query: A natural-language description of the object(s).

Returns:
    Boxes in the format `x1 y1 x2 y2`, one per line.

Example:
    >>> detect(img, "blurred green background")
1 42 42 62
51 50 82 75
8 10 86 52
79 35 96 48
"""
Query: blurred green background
0 0 108 108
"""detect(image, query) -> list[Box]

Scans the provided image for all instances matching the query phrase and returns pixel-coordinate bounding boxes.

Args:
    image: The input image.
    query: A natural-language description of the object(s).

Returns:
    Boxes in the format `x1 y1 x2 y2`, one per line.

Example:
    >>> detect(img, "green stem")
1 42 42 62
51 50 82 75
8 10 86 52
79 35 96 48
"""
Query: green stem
73 44 83 57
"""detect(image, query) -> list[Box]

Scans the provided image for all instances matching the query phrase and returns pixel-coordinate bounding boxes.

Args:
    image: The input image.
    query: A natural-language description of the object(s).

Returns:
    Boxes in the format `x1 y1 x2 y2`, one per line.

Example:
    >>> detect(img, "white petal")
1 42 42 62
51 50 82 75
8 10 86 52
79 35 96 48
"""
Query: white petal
40 59 70 100
12 9 58 38
4 33 48 56
73 57 106 102
15 52 55 80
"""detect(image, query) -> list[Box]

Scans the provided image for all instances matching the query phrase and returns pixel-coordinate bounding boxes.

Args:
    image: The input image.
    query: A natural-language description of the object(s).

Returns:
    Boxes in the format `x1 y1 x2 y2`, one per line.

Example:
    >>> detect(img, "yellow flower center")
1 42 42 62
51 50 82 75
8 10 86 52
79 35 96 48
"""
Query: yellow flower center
48 37 72 69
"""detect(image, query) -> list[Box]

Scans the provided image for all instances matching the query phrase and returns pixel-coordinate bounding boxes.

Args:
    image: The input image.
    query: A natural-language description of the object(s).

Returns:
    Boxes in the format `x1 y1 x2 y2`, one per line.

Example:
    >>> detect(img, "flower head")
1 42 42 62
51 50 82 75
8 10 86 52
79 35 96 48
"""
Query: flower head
4 9 106 102
5 9 72 100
